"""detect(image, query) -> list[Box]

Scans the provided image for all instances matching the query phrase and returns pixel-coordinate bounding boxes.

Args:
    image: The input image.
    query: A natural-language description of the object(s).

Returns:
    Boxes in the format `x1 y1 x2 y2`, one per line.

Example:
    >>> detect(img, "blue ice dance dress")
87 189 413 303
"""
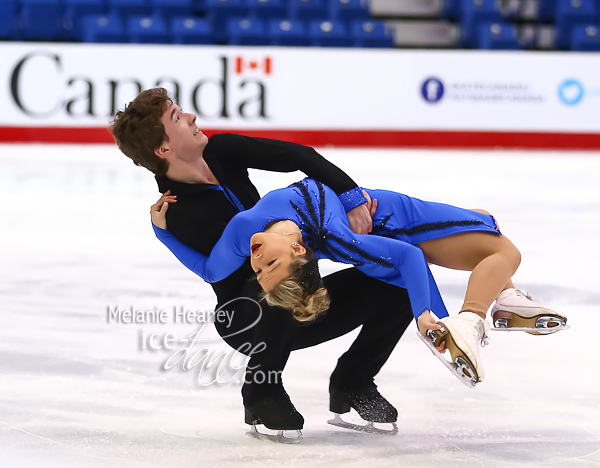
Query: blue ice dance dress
153 178 501 321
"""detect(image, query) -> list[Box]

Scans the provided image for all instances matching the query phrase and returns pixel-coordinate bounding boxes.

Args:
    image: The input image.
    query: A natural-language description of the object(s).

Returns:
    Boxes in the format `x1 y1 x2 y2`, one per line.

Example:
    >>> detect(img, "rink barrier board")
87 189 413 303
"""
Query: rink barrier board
2 45 599 141
1 127 600 149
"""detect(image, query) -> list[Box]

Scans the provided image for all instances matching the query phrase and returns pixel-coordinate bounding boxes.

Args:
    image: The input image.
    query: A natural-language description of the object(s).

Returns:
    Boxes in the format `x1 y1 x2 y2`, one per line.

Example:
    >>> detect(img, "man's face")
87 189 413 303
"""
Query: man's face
158 102 208 162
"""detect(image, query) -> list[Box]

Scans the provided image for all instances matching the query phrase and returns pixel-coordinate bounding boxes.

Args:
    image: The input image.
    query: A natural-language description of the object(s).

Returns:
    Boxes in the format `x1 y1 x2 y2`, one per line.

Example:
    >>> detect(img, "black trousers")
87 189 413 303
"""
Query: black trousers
214 267 414 406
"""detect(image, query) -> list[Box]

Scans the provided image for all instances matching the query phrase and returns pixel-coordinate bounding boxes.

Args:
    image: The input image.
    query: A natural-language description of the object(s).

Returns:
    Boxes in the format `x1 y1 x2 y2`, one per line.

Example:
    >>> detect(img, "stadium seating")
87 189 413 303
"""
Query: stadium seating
477 22 521 49
81 14 128 42
351 20 394 48
269 19 311 45
309 19 351 46
289 0 328 21
246 0 287 19
0 0 17 40
63 0 106 40
571 24 600 49
191 0 206 14
329 0 369 21
150 0 193 20
128 15 170 43
3 0 600 51
171 16 215 44
440 0 461 20
206 0 248 41
227 17 269 44
459 0 504 48
555 0 597 49
107 0 151 19
538 0 558 22
19 0 63 40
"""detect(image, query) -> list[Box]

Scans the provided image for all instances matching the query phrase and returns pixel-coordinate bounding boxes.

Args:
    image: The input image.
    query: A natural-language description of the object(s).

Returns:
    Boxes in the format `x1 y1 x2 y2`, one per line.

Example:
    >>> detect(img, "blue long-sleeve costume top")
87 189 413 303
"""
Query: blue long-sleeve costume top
152 178 470 321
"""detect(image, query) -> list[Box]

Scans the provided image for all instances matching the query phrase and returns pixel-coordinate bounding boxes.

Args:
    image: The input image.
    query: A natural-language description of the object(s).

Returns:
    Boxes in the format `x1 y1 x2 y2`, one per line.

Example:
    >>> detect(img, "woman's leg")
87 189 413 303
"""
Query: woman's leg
416 212 522 384
418 221 521 319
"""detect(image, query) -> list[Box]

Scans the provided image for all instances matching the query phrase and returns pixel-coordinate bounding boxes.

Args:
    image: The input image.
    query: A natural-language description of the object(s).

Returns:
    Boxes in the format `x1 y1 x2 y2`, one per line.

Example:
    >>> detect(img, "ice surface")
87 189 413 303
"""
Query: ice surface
1 144 599 467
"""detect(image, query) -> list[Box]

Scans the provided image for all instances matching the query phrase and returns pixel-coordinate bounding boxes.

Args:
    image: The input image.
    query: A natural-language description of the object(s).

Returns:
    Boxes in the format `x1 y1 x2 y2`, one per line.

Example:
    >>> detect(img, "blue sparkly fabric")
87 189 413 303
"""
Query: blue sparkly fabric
153 178 499 320
365 189 501 245
339 187 368 212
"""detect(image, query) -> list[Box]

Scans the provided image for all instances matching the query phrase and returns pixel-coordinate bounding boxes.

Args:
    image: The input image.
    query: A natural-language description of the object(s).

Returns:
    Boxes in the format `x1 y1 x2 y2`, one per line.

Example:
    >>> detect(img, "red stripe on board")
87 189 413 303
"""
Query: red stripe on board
0 127 115 144
1 126 600 149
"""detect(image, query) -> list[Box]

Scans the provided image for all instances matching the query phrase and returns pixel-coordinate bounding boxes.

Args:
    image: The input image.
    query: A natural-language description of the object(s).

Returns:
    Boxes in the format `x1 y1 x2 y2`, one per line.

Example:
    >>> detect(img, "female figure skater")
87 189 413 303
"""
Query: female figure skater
151 178 567 386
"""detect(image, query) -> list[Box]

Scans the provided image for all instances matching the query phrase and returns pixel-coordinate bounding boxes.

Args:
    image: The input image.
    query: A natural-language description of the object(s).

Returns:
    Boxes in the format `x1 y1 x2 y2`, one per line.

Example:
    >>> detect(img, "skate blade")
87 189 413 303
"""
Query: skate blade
493 313 569 335
246 425 303 444
327 414 398 436
492 323 570 335
417 331 477 388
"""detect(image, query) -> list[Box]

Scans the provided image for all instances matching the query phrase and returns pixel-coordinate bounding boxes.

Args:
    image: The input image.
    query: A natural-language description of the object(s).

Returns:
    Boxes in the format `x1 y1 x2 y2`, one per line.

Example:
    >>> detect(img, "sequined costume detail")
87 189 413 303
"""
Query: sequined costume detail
291 181 393 268
338 186 368 212
373 216 486 238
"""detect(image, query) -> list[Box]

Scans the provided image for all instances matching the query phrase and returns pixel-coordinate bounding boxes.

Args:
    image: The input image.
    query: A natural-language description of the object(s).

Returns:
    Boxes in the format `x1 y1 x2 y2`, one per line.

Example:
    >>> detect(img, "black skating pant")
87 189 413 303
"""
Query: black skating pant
214 267 414 406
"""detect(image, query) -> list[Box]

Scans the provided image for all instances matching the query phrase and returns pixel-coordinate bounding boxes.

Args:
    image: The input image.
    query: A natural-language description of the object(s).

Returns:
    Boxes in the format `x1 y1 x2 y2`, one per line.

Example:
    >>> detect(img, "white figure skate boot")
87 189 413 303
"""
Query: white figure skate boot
419 312 490 387
491 289 568 335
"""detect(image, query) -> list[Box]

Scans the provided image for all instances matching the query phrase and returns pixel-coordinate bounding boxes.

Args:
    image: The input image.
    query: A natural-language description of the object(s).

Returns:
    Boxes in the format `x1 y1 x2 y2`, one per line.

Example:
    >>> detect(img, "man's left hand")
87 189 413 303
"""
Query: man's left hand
347 190 378 234
347 204 372 234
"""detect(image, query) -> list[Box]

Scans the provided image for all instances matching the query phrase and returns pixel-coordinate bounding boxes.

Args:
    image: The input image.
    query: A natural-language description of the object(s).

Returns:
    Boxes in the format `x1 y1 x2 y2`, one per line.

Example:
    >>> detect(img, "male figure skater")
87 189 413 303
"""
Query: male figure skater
110 88 415 435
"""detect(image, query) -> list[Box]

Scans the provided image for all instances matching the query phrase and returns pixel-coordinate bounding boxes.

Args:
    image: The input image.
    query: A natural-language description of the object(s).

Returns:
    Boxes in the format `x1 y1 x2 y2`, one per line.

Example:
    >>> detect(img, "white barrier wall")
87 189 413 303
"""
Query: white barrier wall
1 43 599 147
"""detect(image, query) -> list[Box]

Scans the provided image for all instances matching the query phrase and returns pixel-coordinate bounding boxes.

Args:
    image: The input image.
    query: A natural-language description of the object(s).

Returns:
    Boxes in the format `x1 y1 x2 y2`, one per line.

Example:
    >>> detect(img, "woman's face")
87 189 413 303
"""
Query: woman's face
249 230 305 292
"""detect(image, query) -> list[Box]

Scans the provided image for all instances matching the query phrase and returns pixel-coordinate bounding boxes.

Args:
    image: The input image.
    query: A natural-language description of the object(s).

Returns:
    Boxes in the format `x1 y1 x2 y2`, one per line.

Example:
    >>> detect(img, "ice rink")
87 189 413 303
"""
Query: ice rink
1 143 599 467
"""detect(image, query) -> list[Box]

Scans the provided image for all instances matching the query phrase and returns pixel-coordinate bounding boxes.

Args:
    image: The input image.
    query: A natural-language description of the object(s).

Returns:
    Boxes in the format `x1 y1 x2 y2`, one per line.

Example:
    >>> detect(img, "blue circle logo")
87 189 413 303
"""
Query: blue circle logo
558 79 584 106
421 78 444 103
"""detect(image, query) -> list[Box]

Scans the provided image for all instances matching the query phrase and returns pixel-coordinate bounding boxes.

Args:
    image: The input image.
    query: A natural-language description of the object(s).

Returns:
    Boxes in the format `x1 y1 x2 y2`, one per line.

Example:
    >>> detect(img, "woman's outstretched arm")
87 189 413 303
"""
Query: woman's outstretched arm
151 199 247 283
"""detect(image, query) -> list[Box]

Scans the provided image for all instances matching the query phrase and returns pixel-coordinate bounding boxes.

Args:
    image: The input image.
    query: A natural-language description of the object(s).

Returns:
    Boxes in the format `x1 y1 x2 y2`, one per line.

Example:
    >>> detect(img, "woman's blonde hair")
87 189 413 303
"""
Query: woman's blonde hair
263 248 330 322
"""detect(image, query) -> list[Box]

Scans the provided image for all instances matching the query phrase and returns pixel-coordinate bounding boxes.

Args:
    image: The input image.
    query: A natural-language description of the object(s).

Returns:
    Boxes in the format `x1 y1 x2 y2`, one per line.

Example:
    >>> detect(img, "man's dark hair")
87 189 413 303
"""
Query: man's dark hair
110 88 172 176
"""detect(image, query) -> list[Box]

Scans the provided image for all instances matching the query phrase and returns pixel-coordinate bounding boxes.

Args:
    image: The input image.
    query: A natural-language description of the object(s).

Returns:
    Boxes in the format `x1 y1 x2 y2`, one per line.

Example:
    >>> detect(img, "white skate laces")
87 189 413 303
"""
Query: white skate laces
461 312 490 347
478 321 490 347
513 289 532 300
